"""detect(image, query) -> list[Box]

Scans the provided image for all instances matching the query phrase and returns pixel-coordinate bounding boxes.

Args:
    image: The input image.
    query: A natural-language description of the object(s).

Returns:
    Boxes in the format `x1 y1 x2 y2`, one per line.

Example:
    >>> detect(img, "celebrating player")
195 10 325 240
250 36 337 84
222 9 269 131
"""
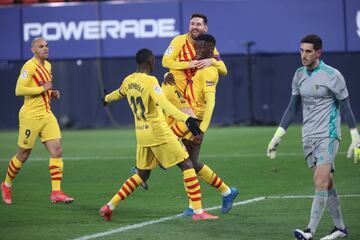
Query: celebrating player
267 34 360 240
99 48 218 221
1 37 74 205
163 34 238 216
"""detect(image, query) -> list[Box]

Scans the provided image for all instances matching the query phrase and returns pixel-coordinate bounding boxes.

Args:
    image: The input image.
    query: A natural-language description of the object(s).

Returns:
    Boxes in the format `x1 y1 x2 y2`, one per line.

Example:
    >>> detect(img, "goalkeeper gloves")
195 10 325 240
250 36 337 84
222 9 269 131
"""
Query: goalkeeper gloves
185 117 202 136
347 128 360 164
267 127 286 159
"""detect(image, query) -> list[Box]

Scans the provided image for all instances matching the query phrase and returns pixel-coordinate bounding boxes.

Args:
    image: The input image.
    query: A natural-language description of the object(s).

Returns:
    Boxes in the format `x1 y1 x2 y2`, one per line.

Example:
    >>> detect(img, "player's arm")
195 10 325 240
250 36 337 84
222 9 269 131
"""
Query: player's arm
340 98 359 163
150 79 201 135
199 92 215 133
267 94 301 159
104 88 125 105
15 67 48 96
332 73 360 163
162 37 191 70
198 70 218 132
212 48 227 76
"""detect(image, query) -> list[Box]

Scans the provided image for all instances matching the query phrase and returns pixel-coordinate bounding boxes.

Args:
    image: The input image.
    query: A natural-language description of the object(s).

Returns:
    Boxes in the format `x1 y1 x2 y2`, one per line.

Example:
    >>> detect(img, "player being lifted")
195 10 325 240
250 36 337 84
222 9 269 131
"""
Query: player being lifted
1 37 74 205
100 48 218 221
267 34 360 240
163 34 238 216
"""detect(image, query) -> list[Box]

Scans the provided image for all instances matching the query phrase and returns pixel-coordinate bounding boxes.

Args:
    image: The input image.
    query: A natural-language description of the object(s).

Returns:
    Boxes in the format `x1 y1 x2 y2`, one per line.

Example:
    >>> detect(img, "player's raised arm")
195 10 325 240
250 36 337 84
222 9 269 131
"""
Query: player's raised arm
162 36 191 70
212 48 227 76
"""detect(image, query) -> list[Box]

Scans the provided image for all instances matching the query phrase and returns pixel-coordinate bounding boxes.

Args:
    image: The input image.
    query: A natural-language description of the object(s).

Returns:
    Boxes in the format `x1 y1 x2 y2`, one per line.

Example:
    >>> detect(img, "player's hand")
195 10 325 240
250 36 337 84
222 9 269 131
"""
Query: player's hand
51 90 60 99
43 81 53 91
102 89 108 106
188 60 199 69
185 117 202 136
163 72 175 86
347 129 360 164
266 127 286 159
267 137 281 159
196 58 213 69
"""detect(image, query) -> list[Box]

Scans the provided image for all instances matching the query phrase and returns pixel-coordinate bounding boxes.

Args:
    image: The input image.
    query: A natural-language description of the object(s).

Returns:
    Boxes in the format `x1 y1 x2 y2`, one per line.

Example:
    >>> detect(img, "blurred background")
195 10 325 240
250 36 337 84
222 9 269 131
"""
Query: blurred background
0 0 359 129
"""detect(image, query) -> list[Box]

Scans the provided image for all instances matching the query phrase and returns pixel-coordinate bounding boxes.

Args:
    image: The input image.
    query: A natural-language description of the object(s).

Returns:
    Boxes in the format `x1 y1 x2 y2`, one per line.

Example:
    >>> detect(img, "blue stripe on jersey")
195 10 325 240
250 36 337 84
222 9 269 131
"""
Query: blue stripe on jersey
328 100 338 139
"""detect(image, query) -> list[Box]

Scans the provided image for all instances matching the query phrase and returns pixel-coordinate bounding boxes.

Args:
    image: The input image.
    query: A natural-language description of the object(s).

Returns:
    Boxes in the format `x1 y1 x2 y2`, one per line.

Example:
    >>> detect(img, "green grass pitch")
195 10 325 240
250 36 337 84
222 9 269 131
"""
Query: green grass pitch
0 126 359 239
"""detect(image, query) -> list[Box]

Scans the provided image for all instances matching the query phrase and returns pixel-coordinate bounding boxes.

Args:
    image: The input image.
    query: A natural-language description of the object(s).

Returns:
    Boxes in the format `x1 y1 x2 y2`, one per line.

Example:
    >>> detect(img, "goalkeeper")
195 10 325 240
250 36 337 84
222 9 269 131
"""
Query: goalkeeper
267 34 359 240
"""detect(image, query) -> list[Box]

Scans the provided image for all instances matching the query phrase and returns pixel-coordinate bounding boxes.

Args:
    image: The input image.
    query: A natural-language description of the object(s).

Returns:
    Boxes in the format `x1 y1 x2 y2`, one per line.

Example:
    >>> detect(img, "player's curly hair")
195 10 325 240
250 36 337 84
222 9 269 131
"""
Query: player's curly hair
301 34 322 51
196 34 216 46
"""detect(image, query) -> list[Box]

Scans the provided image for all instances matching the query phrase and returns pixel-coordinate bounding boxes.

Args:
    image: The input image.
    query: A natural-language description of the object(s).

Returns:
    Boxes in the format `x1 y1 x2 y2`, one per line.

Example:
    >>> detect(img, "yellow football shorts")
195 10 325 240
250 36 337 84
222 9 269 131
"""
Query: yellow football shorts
18 113 61 149
136 135 189 170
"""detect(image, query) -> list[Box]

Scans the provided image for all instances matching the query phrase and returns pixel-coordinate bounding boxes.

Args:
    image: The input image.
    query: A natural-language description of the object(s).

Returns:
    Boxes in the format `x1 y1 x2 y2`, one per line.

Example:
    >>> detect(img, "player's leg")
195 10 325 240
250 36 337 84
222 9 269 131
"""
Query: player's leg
319 176 347 240
100 145 151 221
295 139 338 240
1 117 38 204
183 138 238 214
320 140 347 240
152 137 217 220
42 114 73 204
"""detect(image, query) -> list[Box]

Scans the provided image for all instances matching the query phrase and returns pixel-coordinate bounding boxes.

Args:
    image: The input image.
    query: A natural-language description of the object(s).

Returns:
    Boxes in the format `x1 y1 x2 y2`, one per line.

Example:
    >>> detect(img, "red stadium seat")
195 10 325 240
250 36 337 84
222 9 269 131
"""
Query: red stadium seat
0 0 14 5
46 0 64 2
21 0 39 4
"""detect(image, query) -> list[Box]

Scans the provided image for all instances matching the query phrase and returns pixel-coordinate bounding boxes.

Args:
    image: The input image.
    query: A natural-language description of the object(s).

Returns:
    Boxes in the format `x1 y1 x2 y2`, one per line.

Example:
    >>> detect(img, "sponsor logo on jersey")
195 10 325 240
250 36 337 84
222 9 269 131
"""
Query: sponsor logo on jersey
24 18 179 42
154 85 163 94
21 70 28 79
206 80 215 86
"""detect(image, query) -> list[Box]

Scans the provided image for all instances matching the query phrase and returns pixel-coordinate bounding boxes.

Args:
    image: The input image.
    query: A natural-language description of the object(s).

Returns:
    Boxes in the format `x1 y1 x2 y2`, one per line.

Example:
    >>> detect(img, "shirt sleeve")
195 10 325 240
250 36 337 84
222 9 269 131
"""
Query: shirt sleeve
291 71 300 95
212 47 227 76
15 65 44 96
162 37 190 70
199 91 215 132
149 77 188 122
105 80 126 103
199 69 218 132
328 71 349 101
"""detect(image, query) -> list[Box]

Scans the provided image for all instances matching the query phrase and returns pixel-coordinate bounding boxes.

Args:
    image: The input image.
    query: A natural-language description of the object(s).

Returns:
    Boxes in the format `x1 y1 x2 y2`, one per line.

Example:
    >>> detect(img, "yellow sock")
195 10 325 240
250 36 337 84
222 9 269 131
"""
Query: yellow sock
49 158 63 191
183 168 202 212
4 156 23 187
198 164 230 195
109 174 142 209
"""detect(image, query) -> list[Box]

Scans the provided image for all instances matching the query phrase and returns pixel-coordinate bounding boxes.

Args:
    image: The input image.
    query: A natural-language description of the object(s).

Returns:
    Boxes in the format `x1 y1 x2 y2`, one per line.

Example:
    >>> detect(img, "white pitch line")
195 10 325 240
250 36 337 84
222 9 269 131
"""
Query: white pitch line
71 194 360 240
72 196 265 240
0 152 348 162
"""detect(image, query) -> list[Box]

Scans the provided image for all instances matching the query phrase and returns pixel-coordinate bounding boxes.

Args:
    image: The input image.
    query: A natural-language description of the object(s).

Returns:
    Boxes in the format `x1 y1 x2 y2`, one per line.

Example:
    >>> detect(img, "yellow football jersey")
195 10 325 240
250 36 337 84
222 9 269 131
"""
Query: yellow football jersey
185 66 218 132
16 57 53 118
118 72 188 146
162 33 227 93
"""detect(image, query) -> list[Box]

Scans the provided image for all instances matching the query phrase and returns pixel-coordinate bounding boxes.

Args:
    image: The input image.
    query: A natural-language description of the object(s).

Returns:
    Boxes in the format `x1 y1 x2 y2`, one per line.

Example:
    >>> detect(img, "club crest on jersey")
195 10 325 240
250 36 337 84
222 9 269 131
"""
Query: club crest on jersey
21 70 28 79
206 80 215 86
154 85 163 94
313 84 319 91
165 46 173 55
